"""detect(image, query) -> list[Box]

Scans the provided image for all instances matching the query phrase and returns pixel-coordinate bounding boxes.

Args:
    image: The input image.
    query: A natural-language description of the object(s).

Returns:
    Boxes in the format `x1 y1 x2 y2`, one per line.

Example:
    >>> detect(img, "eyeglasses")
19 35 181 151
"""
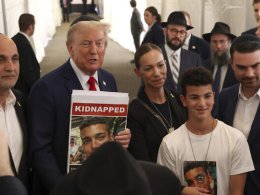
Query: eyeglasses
186 173 206 186
169 28 187 37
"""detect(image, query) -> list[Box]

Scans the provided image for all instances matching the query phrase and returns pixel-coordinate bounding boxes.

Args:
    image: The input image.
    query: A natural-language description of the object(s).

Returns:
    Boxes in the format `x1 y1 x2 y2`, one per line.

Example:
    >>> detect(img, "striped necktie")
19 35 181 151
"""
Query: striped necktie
171 53 179 87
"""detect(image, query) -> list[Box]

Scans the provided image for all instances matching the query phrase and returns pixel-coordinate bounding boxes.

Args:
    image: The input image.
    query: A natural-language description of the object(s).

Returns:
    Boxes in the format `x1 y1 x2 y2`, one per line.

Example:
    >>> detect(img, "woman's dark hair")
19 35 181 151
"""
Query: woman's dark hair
145 6 161 23
134 43 162 69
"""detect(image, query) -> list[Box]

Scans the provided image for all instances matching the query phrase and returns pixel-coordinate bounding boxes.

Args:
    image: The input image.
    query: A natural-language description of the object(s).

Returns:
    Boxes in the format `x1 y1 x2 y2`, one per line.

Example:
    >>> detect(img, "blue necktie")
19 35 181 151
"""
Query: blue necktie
213 65 221 95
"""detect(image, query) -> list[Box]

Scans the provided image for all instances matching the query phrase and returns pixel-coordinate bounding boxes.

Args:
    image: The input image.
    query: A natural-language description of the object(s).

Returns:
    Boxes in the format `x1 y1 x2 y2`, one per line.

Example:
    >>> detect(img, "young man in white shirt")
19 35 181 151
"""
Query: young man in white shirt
157 67 254 195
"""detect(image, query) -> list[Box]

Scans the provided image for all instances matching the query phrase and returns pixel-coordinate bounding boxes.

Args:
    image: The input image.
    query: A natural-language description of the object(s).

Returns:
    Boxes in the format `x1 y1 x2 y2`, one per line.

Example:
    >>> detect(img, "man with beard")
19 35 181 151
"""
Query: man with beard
203 22 238 94
161 11 201 93
218 34 260 195
202 22 238 115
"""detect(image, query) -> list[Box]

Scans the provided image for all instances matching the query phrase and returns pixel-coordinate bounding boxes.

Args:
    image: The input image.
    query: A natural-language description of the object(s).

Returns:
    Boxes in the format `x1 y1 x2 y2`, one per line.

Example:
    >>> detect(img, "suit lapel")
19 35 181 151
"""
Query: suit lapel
62 62 83 94
225 86 239 125
98 70 108 91
247 103 260 143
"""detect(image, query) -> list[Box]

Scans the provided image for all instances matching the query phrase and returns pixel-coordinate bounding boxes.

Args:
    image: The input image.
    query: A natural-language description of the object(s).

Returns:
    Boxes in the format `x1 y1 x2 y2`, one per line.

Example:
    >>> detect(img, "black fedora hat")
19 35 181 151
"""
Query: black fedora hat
203 22 236 42
161 11 193 30
50 142 182 195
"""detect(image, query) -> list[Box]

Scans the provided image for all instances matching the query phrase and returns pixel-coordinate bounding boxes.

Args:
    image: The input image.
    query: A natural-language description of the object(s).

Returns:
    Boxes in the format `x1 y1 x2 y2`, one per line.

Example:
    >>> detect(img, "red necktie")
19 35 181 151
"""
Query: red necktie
87 76 97 91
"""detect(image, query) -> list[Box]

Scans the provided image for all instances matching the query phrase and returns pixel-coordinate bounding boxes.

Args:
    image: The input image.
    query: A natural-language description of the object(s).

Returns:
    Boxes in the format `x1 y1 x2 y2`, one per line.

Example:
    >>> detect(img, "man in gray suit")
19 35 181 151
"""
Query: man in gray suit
161 11 201 93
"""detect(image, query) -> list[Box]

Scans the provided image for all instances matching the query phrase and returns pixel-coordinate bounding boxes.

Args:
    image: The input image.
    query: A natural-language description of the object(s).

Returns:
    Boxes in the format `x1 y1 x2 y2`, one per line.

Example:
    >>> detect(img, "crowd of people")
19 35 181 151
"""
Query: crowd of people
1 0 260 195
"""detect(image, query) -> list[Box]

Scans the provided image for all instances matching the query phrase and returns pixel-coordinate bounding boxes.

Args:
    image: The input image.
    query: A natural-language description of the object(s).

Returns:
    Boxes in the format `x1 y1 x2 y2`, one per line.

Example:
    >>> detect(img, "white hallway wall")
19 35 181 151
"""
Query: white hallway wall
0 0 257 60
0 0 62 62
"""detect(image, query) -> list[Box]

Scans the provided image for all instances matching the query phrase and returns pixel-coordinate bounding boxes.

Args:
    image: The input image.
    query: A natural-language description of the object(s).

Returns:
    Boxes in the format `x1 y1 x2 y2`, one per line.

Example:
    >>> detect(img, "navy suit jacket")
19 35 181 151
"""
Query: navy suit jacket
188 34 210 61
218 84 260 195
242 27 257 36
142 22 165 47
27 61 117 194
11 90 29 189
162 46 202 93
12 33 40 97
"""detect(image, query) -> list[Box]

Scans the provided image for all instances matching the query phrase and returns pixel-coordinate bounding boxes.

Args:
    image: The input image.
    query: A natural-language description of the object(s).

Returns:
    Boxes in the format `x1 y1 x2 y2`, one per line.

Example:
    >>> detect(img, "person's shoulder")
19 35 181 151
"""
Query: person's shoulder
98 68 115 79
181 48 200 58
191 34 210 47
241 27 257 35
163 124 186 143
219 83 239 97
216 120 245 139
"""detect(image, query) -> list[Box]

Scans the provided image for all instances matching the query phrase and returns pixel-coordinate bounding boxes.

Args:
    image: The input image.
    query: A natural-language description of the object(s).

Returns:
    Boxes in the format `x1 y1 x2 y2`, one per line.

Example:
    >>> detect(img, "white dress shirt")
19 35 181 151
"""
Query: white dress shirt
70 58 100 91
0 91 23 171
233 86 260 138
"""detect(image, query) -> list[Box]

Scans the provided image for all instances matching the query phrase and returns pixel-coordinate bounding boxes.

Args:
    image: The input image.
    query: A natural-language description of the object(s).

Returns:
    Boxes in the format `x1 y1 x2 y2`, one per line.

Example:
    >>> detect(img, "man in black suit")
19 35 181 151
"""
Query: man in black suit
202 22 238 115
242 0 260 35
130 0 143 52
218 34 260 195
0 34 29 190
161 11 202 93
202 22 238 92
12 13 40 97
27 21 131 195
182 11 210 61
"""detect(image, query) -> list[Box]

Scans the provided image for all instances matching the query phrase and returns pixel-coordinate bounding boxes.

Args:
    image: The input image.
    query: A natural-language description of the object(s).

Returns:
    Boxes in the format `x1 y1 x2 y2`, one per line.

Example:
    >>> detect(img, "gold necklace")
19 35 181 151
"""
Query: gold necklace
187 118 215 161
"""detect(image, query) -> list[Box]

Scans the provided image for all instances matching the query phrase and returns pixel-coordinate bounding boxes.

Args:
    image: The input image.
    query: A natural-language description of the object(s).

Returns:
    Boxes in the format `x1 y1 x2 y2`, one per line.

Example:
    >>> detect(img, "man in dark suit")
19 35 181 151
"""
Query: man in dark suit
12 13 40 97
218 35 260 195
182 11 210 61
202 22 238 115
161 11 201 93
27 21 131 195
130 0 143 52
0 34 29 190
60 0 71 22
242 0 260 35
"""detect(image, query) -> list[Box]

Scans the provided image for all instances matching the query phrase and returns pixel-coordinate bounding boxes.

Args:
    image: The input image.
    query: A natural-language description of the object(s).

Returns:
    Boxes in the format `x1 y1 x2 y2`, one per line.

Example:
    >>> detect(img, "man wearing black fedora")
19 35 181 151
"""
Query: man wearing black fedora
161 11 201 93
202 22 238 115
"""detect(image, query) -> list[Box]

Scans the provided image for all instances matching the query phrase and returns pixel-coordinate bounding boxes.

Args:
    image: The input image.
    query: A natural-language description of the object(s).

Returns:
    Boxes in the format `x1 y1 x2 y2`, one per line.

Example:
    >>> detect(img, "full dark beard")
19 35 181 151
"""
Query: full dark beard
212 50 230 66
166 36 184 51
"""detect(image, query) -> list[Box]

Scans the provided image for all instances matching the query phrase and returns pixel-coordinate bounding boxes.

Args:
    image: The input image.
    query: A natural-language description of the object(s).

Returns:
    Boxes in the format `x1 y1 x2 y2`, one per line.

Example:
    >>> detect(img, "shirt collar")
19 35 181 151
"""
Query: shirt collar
19 32 30 40
2 90 16 108
70 58 99 89
238 84 260 100
165 44 181 58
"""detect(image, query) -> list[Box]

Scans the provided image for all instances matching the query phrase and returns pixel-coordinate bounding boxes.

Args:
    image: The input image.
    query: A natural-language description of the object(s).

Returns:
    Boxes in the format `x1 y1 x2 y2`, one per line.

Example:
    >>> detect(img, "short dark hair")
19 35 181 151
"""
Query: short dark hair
79 117 109 133
130 0 136 7
145 6 161 23
18 13 35 32
134 43 162 69
253 0 260 5
184 161 208 174
180 67 213 96
230 34 260 58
